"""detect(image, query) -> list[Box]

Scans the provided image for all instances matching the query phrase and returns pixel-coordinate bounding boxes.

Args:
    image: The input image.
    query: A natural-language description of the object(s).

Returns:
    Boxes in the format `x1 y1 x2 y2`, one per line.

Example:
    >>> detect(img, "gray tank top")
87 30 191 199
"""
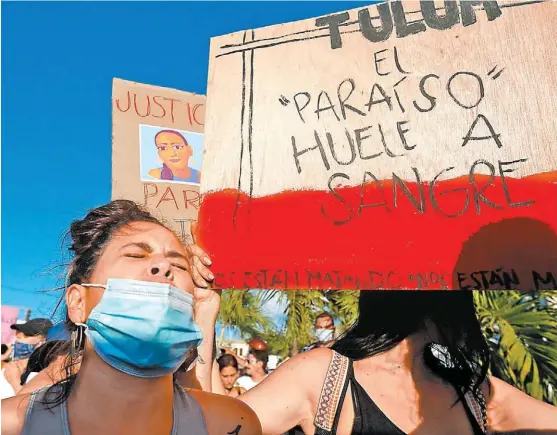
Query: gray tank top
22 383 208 435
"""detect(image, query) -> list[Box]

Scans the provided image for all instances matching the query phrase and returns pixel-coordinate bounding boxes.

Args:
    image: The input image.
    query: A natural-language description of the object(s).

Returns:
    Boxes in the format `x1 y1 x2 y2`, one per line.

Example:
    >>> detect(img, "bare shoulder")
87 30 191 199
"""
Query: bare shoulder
267 347 334 377
1 393 32 435
18 371 55 396
189 389 262 435
487 376 557 432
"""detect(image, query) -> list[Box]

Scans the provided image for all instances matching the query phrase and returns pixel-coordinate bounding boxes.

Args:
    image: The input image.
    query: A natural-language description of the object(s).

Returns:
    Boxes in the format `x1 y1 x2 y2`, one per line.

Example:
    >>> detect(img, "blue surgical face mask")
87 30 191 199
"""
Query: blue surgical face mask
13 342 37 360
80 278 203 378
315 328 334 343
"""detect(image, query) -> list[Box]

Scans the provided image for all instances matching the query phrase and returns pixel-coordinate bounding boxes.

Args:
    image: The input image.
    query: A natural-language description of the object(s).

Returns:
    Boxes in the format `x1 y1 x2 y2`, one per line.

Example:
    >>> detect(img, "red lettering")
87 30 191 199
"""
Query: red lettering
156 187 179 209
183 190 200 209
143 183 158 205
151 96 167 119
133 94 150 117
186 102 193 126
163 97 180 124
115 91 131 112
192 104 204 126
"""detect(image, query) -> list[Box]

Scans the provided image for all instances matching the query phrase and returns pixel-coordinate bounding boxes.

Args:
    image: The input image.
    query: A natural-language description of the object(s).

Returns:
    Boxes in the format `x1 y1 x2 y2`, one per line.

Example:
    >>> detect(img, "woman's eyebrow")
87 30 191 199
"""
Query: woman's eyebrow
166 250 188 261
119 243 188 261
119 242 152 252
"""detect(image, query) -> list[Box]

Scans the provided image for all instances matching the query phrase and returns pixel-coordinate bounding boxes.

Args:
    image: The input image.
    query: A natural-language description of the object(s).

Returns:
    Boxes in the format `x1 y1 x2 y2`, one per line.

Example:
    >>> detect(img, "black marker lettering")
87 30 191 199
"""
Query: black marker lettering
291 131 331 174
421 0 460 30
316 12 350 49
322 173 354 225
358 4 393 43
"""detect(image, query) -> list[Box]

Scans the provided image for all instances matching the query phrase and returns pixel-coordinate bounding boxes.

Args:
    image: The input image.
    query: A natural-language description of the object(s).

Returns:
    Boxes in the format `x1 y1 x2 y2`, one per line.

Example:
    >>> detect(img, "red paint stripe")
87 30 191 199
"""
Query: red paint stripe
198 173 557 290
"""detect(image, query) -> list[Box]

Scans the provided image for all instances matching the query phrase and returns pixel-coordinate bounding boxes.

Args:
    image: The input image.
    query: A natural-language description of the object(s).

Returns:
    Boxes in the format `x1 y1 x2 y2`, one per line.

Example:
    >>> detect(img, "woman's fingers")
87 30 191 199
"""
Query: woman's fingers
190 244 212 266
192 256 213 288
192 264 208 288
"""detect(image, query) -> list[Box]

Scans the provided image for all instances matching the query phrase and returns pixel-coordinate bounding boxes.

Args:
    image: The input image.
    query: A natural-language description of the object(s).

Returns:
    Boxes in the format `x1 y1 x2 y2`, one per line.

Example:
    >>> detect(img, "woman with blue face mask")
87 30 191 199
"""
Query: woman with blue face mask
1 200 261 435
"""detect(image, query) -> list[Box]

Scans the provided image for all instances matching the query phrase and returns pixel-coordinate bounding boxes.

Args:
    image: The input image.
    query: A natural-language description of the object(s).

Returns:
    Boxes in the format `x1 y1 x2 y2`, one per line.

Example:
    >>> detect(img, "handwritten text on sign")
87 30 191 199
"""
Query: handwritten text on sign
199 1 557 290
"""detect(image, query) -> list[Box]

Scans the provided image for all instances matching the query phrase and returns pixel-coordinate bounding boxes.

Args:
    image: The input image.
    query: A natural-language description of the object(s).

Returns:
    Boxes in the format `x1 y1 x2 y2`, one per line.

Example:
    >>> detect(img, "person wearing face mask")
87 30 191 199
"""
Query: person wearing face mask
1 200 261 435
314 313 336 348
301 312 336 353
1 319 53 397
10 319 52 361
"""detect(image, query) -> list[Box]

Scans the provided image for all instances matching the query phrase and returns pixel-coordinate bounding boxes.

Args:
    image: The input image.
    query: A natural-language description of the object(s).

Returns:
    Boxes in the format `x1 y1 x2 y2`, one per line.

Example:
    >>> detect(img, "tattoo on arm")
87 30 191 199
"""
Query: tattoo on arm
227 425 242 435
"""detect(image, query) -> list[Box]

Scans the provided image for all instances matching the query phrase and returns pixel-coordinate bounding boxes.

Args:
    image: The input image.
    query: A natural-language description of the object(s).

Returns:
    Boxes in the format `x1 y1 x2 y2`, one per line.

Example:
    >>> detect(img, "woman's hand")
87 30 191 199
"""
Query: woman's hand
189 221 220 325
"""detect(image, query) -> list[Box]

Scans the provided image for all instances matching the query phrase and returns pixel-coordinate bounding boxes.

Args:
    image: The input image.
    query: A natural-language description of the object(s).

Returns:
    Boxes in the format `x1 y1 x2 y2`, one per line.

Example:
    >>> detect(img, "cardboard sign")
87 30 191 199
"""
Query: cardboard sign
199 0 557 291
112 78 205 244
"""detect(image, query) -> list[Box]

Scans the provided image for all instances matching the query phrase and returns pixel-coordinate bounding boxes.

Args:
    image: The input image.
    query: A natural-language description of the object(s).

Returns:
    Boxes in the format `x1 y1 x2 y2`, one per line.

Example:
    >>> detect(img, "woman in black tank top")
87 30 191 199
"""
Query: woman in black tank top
323 291 489 435
239 291 557 434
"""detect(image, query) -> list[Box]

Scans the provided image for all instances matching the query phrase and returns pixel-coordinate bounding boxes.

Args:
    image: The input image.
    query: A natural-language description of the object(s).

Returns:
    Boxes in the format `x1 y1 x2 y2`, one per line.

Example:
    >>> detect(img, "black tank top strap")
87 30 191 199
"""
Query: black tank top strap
314 351 352 435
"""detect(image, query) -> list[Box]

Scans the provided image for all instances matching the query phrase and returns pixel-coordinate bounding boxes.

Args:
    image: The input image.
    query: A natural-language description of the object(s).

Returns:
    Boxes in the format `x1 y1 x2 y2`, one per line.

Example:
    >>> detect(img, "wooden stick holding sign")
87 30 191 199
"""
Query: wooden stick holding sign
198 0 557 291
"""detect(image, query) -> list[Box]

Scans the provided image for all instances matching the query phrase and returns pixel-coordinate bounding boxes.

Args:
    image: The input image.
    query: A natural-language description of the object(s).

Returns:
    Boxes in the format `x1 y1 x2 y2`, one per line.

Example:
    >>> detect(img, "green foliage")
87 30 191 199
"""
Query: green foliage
474 291 557 405
260 290 326 355
217 290 273 344
322 290 360 333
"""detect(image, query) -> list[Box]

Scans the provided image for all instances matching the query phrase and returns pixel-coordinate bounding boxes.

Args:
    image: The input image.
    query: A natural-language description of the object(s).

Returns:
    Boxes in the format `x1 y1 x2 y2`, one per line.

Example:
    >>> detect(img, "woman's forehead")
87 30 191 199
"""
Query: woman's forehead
110 222 185 251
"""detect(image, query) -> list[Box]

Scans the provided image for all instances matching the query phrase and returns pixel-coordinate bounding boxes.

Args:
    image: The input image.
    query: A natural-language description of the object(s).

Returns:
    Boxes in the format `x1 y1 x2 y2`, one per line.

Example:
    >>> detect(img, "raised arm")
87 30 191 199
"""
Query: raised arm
487 376 557 434
189 221 221 392
239 348 332 435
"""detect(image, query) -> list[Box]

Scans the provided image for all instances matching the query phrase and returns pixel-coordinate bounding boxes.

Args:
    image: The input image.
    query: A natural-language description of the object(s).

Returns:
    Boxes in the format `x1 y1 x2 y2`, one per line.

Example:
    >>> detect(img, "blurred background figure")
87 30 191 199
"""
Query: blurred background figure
217 354 246 397
1 344 12 368
302 312 336 352
0 318 53 398
237 349 268 391
222 337 269 370
10 318 52 360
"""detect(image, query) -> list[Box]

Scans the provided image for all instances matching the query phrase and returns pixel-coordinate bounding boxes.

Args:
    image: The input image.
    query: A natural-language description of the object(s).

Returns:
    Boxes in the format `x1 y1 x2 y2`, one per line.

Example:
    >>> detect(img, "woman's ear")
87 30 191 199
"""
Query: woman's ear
66 284 87 324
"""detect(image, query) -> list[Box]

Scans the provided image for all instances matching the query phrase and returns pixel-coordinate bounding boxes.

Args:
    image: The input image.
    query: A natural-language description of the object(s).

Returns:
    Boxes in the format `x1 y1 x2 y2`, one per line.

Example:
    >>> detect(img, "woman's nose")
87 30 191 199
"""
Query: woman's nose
149 259 174 280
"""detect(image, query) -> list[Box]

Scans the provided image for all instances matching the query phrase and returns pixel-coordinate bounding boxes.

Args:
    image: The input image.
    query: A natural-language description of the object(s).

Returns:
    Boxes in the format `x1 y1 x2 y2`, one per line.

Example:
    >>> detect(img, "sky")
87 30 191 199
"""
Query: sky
1 1 369 327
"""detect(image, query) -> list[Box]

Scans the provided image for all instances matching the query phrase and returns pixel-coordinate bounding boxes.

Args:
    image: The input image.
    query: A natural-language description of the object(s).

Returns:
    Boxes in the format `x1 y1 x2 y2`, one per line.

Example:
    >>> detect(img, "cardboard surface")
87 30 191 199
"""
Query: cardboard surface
199 0 557 290
112 78 205 244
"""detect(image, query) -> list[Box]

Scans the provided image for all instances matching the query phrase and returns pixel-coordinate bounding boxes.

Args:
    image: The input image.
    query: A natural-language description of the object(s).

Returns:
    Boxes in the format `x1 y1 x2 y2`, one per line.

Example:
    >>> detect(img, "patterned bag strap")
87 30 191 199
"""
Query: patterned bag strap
463 387 488 434
314 351 352 435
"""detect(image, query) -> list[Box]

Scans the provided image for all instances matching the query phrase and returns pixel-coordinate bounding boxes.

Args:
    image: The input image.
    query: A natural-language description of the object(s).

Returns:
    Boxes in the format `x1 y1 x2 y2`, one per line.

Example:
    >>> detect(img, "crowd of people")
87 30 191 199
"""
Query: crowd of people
1 199 556 435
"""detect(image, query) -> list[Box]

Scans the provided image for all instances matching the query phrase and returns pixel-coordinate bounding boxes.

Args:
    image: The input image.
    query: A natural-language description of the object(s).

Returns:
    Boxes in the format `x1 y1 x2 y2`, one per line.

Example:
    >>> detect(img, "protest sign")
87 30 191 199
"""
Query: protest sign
2 306 20 344
112 78 205 244
198 0 557 290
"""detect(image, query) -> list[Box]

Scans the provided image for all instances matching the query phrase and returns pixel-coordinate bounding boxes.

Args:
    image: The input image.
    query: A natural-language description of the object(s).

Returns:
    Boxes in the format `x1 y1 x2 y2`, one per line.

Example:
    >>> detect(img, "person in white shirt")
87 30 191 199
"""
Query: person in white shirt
236 349 268 391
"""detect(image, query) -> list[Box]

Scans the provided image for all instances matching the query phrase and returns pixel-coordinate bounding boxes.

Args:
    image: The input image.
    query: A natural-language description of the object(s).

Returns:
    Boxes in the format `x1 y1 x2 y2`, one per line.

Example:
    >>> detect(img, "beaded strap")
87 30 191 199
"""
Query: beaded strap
314 351 351 435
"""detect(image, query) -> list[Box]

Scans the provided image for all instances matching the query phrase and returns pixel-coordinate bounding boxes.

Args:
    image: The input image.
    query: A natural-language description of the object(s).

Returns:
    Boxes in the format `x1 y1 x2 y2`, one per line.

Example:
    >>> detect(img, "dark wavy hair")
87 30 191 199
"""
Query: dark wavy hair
332 291 490 400
44 200 174 407
20 340 71 385
217 354 240 372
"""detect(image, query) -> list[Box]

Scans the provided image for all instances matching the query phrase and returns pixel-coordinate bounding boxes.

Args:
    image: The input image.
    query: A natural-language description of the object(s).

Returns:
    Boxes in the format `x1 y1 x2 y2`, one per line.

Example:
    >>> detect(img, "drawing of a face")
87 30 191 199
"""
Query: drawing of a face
155 131 192 172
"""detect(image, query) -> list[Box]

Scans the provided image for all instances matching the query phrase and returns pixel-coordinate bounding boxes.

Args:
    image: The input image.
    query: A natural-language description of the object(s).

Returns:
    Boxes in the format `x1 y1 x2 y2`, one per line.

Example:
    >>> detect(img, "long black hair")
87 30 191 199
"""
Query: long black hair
21 340 71 385
332 291 490 398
